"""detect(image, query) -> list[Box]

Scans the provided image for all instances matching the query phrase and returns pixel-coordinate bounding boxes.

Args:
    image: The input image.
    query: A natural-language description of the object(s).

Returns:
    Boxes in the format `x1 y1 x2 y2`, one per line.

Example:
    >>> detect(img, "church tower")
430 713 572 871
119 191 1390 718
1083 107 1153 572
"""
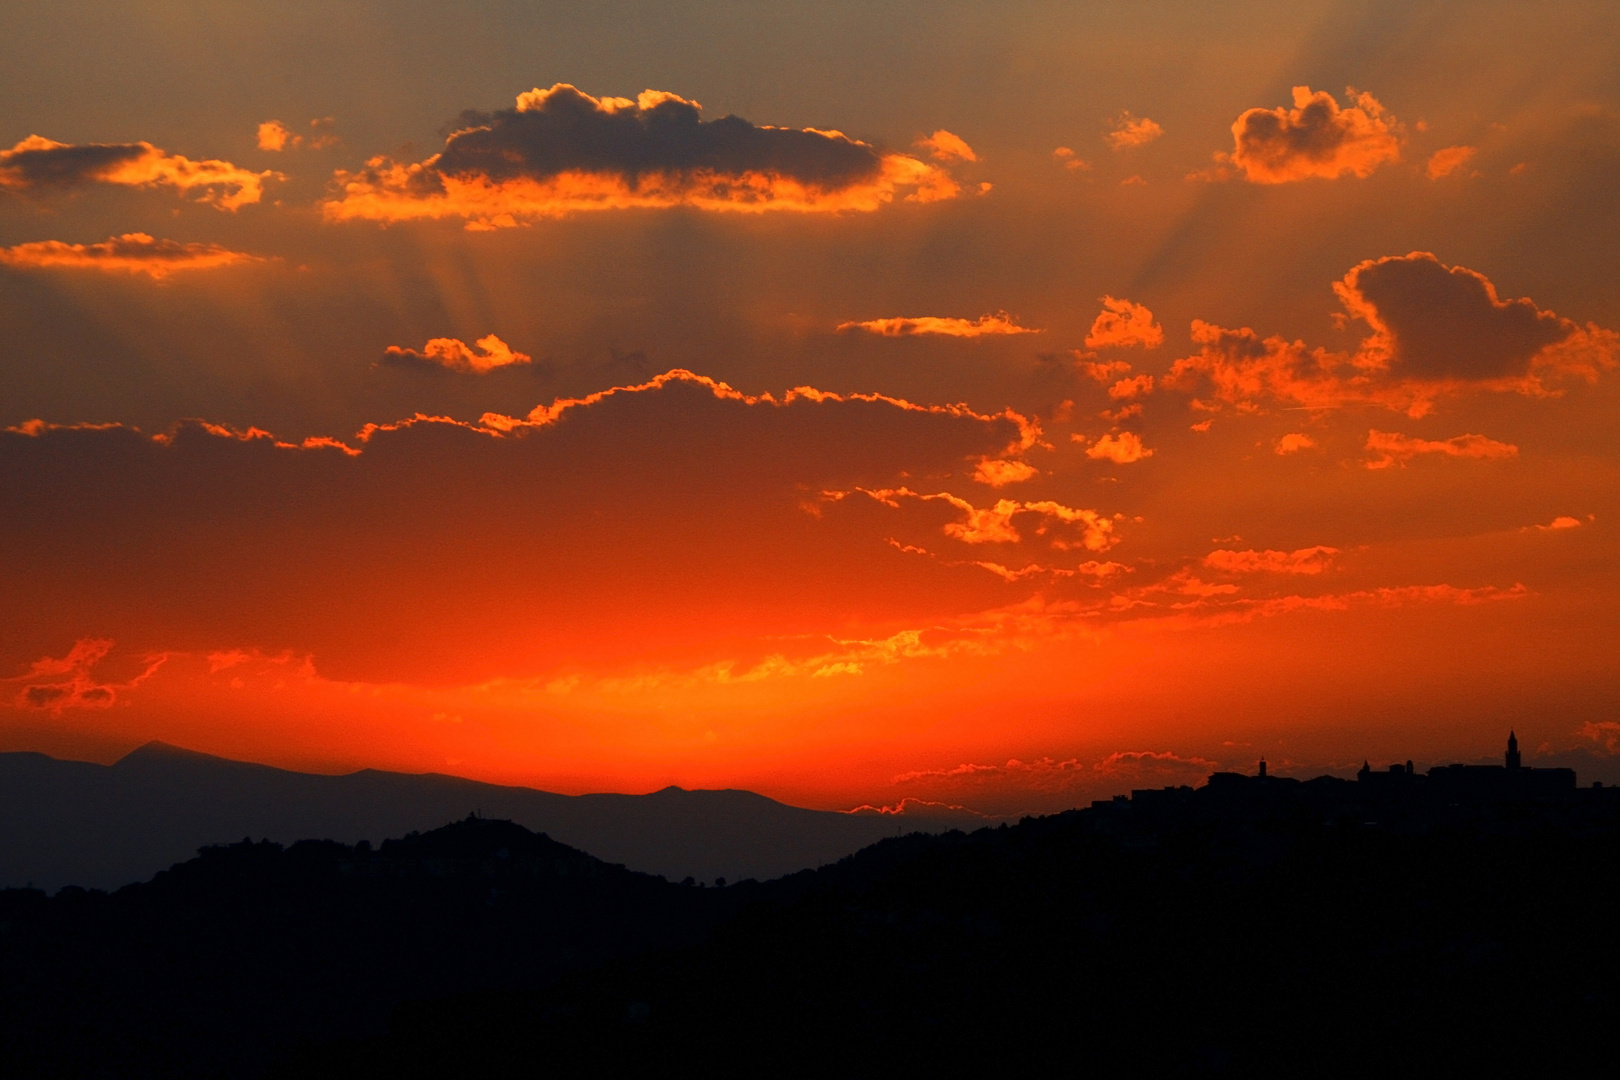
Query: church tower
1506 731 1521 771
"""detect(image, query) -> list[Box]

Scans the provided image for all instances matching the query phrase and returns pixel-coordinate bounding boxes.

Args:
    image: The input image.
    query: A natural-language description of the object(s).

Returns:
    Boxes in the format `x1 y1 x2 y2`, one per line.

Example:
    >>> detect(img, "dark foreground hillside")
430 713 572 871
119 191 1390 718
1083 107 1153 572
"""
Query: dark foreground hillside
0 818 739 1079
284 815 1620 1078
5 776 1620 1078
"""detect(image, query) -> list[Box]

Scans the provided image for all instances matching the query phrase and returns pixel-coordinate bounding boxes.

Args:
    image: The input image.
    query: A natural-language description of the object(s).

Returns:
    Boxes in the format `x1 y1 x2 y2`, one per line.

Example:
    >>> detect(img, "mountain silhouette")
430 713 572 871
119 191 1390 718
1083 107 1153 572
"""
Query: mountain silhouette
4 773 1619 1079
0 741 983 891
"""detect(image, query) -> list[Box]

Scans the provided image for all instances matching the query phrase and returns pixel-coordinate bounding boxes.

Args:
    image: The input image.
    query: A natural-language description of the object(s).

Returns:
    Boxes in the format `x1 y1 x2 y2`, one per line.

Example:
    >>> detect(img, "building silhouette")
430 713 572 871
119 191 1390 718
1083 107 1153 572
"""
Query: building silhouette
1096 733 1605 832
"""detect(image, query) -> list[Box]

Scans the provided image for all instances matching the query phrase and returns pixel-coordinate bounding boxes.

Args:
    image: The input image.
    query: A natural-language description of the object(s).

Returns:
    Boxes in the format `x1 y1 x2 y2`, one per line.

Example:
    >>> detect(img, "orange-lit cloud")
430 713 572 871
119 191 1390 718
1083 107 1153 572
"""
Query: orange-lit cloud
836 312 1038 337
5 637 167 712
972 457 1038 487
1225 86 1401 183
1078 358 1133 382
1052 147 1090 171
1084 296 1163 350
382 334 532 374
1105 112 1163 150
258 118 338 152
1529 515 1585 531
0 135 274 209
1082 431 1152 463
1203 546 1339 575
845 488 1117 550
1167 253 1617 416
916 129 977 162
1426 145 1477 179
257 121 297 152
1107 375 1154 400
0 233 261 278
1363 429 1518 469
892 749 1220 809
323 84 957 227
1275 433 1316 454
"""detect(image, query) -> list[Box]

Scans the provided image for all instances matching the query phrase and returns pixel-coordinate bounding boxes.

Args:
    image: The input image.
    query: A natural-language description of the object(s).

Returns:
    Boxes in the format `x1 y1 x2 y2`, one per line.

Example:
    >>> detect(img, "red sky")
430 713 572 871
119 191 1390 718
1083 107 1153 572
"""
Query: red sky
2 1 1617 814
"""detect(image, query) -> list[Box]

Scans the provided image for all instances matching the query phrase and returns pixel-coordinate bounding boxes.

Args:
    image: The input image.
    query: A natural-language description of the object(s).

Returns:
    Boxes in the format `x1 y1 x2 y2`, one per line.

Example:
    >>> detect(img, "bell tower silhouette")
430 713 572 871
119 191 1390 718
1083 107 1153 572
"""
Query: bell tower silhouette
1505 731 1521 771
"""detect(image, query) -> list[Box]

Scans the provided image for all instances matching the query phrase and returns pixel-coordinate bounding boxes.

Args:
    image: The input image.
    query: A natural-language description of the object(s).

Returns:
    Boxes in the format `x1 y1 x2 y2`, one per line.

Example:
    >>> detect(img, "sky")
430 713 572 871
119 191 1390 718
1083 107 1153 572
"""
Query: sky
2 0 1617 814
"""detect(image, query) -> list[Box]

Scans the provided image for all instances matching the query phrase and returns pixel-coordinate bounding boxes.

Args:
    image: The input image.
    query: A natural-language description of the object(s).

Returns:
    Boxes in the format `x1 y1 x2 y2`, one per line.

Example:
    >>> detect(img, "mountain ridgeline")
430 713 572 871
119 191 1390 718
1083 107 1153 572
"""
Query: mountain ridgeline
2 741 1618 1077
0 741 980 892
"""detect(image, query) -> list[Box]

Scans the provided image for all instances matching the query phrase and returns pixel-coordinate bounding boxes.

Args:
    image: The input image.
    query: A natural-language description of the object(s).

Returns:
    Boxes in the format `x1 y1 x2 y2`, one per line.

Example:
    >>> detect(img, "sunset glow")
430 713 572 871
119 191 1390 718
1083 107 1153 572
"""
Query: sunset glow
2 2 1617 815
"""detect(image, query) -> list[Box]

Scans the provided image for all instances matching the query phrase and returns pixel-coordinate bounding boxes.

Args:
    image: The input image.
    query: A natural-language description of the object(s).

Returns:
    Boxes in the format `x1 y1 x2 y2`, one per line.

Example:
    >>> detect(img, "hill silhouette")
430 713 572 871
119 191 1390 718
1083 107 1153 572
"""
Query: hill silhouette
3 756 1618 1077
0 741 982 891
0 815 739 1077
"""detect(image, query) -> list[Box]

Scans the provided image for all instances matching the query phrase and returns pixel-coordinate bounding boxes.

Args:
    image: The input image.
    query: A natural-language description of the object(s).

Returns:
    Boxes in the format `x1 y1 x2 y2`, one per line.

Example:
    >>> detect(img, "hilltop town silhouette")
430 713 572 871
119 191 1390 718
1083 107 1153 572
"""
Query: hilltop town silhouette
1092 732 1612 831
1 734 1616 1077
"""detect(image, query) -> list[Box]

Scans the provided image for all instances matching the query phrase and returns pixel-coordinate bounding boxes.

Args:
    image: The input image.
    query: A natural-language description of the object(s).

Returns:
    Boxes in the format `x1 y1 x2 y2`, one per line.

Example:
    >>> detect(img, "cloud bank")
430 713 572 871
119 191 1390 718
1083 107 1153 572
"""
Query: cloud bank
1 371 1031 685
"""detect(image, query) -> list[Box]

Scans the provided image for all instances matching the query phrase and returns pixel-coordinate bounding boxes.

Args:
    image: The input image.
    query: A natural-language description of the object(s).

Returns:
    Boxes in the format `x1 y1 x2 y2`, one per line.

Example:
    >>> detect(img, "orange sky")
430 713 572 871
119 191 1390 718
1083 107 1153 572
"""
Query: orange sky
2 2 1617 813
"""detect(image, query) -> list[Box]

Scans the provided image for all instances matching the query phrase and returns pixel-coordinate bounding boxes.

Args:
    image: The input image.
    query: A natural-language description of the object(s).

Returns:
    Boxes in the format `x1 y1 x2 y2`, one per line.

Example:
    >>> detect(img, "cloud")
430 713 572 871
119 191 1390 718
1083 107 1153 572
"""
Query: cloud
257 118 339 153
1107 375 1154 400
323 84 958 227
0 135 274 209
1166 253 1617 415
1363 429 1518 469
1334 252 1603 383
1083 432 1152 463
1226 86 1401 183
257 121 296 152
1530 515 1585 531
5 637 166 712
381 334 532 374
1078 358 1133 382
1105 112 1163 150
1426 145 1477 179
1091 750 1219 783
1275 433 1316 454
1052 147 1090 171
0 233 261 278
973 457 1038 487
1578 721 1620 755
916 129 977 162
1203 547 1339 575
847 488 1117 550
1084 296 1163 350
1 370 1032 685
891 749 1220 812
836 312 1038 337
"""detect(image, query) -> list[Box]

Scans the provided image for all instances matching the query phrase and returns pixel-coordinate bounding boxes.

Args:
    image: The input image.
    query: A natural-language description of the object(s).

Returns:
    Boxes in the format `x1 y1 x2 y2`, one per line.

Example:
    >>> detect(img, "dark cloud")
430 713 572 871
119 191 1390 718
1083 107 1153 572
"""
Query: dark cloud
440 85 880 189
0 135 271 209
1167 253 1616 416
1337 252 1575 380
0 138 147 188
324 84 956 225
22 684 70 707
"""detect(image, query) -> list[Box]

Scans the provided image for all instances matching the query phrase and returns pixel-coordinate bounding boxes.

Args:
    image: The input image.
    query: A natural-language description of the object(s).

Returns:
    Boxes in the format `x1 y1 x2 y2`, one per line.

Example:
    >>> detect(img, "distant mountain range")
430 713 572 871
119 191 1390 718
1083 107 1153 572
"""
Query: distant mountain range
0 741 988 891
